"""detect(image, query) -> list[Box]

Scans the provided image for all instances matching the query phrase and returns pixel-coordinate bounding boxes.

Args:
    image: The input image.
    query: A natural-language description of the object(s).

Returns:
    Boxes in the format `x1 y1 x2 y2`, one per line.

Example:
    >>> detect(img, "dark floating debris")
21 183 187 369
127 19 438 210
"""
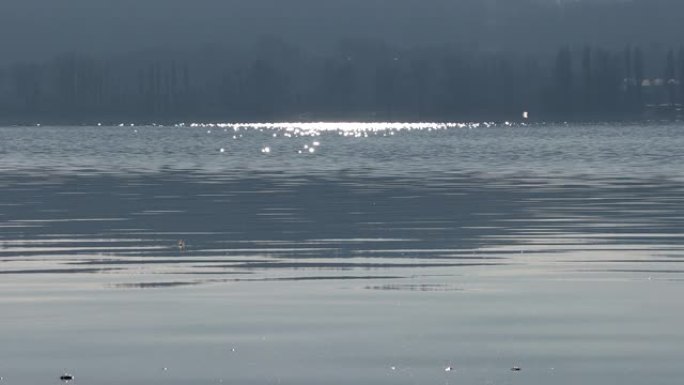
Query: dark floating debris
60 373 75 381
511 366 522 372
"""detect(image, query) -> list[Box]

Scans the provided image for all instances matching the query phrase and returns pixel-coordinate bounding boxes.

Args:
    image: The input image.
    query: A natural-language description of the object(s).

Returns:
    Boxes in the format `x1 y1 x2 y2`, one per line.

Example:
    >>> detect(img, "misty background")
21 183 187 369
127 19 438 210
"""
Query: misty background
0 0 683 122
2 0 684 60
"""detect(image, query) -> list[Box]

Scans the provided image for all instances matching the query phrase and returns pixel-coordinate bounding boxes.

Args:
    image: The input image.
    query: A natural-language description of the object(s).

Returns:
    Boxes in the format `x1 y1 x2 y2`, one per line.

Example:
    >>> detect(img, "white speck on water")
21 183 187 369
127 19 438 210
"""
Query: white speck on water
162 367 168 372
390 366 396 371
220 148 225 153
261 146 271 154
445 366 453 372
313 141 320 147
207 130 211 134
523 111 529 119
309 147 315 153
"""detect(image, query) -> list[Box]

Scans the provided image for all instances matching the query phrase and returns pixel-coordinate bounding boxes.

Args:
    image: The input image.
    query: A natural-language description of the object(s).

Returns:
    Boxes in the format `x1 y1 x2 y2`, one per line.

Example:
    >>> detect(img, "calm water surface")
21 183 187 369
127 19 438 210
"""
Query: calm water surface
1 122 684 385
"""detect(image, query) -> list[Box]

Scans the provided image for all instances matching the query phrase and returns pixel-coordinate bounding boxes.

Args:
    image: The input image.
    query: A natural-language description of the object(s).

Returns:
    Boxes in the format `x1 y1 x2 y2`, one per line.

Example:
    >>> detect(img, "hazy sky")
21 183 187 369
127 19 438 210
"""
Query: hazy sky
0 0 476 59
0 0 679 62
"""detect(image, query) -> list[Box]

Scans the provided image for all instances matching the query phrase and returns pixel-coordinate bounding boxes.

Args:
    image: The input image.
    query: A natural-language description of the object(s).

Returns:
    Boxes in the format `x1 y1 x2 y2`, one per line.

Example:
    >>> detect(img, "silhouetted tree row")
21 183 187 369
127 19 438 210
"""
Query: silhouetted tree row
0 40 683 124
546 45 684 119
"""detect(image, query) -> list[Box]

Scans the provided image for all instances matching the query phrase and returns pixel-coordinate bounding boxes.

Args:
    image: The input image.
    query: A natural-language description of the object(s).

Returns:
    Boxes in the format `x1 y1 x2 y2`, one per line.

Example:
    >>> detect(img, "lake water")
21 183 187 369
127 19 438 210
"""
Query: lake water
1 122 684 385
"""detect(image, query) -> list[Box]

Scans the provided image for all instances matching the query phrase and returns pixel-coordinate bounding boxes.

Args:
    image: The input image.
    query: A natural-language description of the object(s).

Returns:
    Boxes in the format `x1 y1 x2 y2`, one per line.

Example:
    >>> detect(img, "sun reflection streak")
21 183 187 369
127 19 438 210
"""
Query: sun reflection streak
179 121 507 136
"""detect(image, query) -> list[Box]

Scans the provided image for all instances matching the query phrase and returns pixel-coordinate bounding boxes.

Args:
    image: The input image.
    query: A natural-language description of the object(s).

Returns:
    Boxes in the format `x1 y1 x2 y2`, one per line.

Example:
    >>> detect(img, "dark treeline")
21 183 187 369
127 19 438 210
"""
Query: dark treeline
1 39 683 123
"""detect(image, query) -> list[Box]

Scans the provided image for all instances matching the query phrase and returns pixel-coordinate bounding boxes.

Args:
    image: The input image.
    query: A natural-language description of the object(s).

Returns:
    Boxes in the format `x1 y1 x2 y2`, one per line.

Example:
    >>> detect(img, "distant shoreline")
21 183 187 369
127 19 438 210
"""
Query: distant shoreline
1 116 682 128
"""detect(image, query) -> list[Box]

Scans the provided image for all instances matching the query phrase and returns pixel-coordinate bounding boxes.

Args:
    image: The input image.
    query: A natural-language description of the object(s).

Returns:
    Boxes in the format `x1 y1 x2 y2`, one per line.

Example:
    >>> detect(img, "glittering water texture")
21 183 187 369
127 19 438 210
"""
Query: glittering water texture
1 122 684 385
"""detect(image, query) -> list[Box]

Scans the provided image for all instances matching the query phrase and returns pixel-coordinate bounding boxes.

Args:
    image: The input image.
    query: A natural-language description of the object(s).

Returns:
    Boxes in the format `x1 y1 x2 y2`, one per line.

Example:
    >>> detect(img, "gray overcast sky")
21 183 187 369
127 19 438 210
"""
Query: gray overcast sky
0 0 678 61
1 0 480 59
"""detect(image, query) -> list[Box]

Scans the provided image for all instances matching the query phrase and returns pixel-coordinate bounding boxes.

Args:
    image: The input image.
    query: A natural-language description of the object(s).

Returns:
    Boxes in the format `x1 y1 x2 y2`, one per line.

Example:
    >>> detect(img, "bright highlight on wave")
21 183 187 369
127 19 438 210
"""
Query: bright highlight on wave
175 121 518 136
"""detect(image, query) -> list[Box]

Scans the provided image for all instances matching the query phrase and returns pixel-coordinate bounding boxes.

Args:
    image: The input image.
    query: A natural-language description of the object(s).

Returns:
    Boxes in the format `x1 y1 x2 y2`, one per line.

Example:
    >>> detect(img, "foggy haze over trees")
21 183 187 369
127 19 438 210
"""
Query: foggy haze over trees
0 0 683 123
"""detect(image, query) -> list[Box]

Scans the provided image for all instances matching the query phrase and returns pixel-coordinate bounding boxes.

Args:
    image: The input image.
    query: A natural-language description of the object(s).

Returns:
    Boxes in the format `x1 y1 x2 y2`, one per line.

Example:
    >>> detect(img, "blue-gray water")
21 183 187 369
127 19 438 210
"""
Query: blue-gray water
1 122 684 385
